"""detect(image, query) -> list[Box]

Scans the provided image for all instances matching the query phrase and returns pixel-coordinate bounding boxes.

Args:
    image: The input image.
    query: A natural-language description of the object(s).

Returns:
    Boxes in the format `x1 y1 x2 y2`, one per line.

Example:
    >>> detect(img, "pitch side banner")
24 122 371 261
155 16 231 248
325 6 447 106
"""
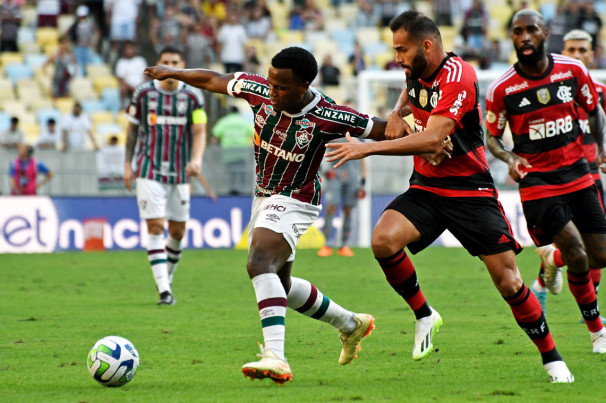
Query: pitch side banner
0 196 252 253
0 192 533 253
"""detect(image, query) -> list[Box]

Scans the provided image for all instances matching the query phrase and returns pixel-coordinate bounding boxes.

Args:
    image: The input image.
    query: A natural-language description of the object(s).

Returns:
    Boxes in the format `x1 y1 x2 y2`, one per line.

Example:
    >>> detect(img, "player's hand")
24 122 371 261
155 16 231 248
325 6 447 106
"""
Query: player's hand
385 110 413 140
208 190 218 201
185 161 202 178
507 154 532 182
144 66 174 81
427 135 453 167
325 133 367 168
123 163 135 192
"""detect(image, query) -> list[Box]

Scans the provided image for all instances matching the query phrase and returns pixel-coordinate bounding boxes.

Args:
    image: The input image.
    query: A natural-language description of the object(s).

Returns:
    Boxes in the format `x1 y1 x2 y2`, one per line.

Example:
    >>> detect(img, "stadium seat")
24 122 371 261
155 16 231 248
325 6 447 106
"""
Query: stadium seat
0 111 11 132
355 27 380 46
81 100 107 115
54 97 75 114
92 76 120 95
86 63 112 79
21 6 38 28
363 42 389 59
116 113 130 129
58 15 76 34
36 27 60 49
70 77 98 101
101 88 122 114
30 99 54 112
2 101 28 117
278 30 305 45
25 54 49 70
90 111 115 126
324 17 347 33
269 3 288 31
36 107 62 127
22 122 41 143
17 112 37 125
17 27 36 45
4 64 34 82
0 52 24 67
338 3 358 21
0 78 15 99
18 42 42 55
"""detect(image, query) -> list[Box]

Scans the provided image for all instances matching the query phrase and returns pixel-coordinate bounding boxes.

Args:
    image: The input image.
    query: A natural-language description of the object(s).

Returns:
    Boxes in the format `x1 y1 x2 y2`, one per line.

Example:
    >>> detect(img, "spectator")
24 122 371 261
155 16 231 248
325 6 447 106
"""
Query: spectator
179 0 203 26
150 3 186 53
301 0 324 31
349 41 367 76
1 117 25 150
245 6 273 40
376 0 400 27
576 0 602 49
61 102 99 151
68 5 100 77
211 106 254 195
217 12 248 73
9 143 53 195
506 0 529 33
105 0 140 58
462 0 490 52
185 16 217 69
96 135 125 190
37 118 60 149
115 41 147 108
546 1 577 54
432 0 454 26
352 0 378 28
43 36 77 98
243 46 261 74
319 54 341 86
202 0 227 23
0 0 22 52
36 0 60 27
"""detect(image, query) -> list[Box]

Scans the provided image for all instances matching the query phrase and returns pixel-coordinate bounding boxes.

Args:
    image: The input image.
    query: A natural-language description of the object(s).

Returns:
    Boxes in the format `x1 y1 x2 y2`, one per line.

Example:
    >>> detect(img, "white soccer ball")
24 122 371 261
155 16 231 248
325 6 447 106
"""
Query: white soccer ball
87 336 139 387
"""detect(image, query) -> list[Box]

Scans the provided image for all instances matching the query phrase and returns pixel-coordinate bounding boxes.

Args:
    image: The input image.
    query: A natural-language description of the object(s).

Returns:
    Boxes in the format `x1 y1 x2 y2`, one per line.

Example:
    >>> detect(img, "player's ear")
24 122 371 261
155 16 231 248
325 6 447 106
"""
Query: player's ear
423 39 432 54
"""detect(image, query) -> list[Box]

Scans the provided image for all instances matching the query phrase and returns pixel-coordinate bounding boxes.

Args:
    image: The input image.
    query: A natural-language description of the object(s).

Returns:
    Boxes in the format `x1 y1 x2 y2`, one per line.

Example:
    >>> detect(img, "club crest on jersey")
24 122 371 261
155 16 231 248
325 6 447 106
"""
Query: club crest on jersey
419 89 428 107
486 111 496 124
295 129 312 148
536 88 550 104
176 100 187 113
430 90 439 108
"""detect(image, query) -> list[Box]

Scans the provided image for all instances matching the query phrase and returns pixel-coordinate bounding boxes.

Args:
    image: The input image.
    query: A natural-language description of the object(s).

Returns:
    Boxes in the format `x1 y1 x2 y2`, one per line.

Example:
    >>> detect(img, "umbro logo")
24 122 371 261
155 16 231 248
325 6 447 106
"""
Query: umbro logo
519 97 531 107
266 214 280 222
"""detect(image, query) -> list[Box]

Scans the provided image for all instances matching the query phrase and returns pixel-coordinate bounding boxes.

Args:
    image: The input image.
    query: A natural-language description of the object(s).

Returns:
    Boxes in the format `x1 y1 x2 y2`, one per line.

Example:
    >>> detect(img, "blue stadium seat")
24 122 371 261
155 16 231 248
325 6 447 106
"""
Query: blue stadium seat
36 107 62 127
4 64 34 82
0 111 11 132
101 88 122 113
25 53 49 70
80 99 106 114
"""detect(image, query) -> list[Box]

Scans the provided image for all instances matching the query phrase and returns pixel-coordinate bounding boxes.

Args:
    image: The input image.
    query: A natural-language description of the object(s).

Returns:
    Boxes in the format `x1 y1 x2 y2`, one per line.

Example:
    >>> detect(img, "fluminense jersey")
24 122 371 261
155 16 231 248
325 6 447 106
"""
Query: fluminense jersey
485 54 598 201
127 80 205 184
577 76 606 177
406 53 495 197
226 72 374 205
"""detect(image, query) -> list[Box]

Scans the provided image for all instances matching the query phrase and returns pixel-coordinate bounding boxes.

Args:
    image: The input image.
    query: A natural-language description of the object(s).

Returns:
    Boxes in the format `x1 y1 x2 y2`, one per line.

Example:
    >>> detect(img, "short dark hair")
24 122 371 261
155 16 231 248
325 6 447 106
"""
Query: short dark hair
389 10 441 43
271 47 318 84
158 46 183 60
47 118 56 125
10 116 19 124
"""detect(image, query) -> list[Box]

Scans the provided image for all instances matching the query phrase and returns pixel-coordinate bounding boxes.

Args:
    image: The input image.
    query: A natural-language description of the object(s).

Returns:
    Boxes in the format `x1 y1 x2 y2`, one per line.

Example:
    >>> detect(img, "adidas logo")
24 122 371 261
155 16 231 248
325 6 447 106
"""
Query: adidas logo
519 97 531 107
498 234 510 244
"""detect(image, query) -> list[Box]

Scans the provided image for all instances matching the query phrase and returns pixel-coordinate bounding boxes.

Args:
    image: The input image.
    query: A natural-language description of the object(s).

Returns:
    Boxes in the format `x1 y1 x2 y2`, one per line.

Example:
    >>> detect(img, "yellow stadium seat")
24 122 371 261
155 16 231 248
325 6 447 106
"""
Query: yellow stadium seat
2 101 28 117
0 78 15 98
92 76 120 95
91 111 115 126
278 30 305 45
355 27 380 45
117 113 130 129
0 52 24 67
30 98 54 111
270 3 288 31
17 112 37 125
86 63 112 78
36 27 59 48
70 77 97 101
22 123 40 142
54 97 75 115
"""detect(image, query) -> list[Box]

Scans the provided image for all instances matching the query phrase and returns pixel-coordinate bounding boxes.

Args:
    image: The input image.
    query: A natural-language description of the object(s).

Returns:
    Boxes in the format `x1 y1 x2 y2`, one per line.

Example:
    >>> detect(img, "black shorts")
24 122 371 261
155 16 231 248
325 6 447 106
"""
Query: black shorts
522 185 606 246
385 188 522 256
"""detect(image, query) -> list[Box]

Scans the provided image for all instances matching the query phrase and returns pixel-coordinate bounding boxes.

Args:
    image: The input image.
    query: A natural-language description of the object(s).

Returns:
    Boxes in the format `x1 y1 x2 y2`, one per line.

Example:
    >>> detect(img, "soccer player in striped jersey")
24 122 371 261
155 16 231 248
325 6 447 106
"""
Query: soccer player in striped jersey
145 46 441 384
530 29 606 323
326 10 573 383
485 10 606 360
123 47 208 306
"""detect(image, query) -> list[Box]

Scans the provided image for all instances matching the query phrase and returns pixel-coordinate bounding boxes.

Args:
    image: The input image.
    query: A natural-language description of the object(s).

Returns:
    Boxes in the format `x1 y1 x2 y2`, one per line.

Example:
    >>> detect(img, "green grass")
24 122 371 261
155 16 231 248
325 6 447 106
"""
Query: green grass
2 248 606 402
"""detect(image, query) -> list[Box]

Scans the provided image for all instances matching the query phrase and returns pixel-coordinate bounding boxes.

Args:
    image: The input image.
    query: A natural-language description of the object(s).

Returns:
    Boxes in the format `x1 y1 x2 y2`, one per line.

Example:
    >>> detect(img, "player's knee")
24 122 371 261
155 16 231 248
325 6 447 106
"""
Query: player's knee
495 271 523 297
564 246 589 273
371 230 401 258
246 249 279 279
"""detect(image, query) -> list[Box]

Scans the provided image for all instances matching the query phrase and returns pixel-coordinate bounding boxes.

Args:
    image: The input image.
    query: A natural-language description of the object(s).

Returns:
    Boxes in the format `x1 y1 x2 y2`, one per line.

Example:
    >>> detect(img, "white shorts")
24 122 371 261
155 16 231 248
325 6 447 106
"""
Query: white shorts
248 195 322 262
135 178 190 222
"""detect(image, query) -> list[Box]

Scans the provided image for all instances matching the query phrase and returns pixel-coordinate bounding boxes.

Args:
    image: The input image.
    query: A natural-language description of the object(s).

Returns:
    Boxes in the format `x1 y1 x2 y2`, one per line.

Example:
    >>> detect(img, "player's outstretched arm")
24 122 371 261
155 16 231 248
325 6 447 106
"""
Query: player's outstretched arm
144 66 235 95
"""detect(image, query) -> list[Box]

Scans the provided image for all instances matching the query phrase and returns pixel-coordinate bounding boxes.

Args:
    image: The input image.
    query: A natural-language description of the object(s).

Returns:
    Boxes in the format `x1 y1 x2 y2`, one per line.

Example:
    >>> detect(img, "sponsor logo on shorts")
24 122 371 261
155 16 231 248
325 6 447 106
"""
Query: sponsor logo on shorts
292 224 300 238
498 234 509 244
265 214 280 222
264 204 286 212
139 200 147 210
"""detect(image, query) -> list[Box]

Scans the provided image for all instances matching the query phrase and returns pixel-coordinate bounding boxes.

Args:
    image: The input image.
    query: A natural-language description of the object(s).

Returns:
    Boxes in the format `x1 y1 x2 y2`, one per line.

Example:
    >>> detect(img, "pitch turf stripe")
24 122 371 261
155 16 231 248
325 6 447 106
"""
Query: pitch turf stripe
295 284 318 313
311 295 330 319
147 249 165 255
257 297 287 310
150 258 167 266
261 316 285 328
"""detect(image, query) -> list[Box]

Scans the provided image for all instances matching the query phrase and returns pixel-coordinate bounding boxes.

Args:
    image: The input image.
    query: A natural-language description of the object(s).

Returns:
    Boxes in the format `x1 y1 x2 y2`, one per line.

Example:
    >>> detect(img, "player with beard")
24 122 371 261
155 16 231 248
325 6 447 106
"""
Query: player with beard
325 10 574 383
485 10 606 356
529 29 606 323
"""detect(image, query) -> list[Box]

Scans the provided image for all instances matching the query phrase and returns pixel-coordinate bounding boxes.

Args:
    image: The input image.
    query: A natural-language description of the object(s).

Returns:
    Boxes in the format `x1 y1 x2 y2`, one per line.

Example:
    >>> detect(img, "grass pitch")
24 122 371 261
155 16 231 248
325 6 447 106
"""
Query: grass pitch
2 247 606 402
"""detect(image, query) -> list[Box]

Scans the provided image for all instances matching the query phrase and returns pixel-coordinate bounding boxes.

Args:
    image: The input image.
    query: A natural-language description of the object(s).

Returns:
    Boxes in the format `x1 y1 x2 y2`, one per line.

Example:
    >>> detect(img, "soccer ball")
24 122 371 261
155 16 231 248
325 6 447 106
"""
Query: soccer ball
87 336 139 387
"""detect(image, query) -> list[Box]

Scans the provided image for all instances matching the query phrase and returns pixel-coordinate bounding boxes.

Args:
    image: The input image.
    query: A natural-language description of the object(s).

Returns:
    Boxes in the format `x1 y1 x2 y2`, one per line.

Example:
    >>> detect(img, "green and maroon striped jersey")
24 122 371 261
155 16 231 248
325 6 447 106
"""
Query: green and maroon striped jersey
227 73 374 205
126 80 204 184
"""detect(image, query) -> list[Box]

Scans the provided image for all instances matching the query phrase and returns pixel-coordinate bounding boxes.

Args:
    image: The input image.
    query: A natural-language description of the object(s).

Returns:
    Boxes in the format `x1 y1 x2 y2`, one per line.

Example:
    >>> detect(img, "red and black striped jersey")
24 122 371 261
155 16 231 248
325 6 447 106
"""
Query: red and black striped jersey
127 80 205 184
406 53 494 197
577 76 606 177
227 72 374 205
485 54 597 201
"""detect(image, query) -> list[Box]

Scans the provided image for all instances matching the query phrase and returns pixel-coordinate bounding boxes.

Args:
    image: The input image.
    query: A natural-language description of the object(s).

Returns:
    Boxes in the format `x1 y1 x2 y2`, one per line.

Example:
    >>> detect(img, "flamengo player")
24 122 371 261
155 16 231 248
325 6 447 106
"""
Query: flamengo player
123 47 207 305
530 29 606 323
143 47 414 383
327 11 574 382
326 10 573 383
485 10 606 356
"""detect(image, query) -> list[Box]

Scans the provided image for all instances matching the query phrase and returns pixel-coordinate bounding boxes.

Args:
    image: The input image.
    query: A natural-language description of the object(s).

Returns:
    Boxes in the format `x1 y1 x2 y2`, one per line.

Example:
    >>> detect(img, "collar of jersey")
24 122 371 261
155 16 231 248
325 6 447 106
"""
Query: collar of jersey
280 87 321 117
153 79 185 94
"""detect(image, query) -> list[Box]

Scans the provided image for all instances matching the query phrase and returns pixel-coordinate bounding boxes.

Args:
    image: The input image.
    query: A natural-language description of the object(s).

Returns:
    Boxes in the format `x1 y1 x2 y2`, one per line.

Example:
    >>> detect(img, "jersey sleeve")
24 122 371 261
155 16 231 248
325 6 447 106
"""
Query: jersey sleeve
37 161 50 174
126 83 145 125
317 104 375 139
8 161 15 176
484 81 507 137
226 72 271 107
574 63 599 113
